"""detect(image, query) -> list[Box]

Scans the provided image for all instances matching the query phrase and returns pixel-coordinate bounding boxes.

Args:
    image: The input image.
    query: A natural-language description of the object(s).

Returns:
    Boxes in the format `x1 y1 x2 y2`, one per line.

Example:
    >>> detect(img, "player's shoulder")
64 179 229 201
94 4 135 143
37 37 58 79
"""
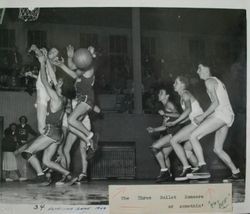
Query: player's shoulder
205 77 217 88
182 90 191 100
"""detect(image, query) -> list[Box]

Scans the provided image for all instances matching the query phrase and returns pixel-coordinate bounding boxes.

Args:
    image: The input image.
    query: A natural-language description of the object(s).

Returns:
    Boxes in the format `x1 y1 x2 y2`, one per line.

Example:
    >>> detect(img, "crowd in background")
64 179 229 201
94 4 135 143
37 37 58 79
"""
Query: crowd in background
2 116 37 181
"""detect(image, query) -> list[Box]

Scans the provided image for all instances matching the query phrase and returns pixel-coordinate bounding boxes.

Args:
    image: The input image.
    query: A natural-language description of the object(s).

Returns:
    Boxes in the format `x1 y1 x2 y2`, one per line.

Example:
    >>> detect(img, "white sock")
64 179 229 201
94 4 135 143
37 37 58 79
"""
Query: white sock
183 165 191 170
161 168 168 172
232 168 240 174
37 172 44 176
198 162 206 167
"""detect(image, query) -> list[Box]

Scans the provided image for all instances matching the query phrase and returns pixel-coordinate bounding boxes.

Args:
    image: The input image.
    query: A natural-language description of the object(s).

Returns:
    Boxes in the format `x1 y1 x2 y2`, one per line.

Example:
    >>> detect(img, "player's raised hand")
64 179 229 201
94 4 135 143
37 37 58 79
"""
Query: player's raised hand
37 52 46 64
67 45 74 58
40 48 48 58
147 127 154 133
158 109 165 116
88 46 96 58
51 57 65 67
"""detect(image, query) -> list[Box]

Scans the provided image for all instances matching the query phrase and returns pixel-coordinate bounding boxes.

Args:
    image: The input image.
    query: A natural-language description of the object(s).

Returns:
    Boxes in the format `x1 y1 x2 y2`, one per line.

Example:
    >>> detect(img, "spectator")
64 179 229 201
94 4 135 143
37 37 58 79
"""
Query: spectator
2 123 27 182
16 115 38 147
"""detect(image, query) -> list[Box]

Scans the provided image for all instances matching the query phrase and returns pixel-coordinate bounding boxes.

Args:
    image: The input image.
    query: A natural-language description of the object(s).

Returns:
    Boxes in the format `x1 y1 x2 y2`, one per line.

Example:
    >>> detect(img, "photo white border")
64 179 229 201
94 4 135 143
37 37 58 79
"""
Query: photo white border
0 0 249 213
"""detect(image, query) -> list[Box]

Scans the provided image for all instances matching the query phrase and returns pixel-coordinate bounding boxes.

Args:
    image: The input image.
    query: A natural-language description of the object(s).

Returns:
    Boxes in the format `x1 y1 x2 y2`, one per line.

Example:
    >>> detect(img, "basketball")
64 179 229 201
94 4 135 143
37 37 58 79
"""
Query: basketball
73 48 93 70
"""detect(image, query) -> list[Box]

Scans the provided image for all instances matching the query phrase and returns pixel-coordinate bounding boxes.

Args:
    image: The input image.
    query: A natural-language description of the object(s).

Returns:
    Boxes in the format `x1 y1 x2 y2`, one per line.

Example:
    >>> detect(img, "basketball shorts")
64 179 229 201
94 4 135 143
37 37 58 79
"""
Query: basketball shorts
213 108 235 127
43 124 63 143
76 94 94 109
63 114 91 131
167 120 191 136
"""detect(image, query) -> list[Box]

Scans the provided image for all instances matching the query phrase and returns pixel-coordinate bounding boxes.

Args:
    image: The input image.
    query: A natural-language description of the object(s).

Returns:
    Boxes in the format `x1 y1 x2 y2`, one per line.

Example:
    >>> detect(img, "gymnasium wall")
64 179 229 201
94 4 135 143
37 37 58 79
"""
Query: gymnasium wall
1 20 237 78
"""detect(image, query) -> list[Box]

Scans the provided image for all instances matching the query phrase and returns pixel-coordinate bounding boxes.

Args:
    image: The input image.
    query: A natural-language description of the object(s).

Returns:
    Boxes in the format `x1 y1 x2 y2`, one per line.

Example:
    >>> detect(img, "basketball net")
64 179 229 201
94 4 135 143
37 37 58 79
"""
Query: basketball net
18 8 40 22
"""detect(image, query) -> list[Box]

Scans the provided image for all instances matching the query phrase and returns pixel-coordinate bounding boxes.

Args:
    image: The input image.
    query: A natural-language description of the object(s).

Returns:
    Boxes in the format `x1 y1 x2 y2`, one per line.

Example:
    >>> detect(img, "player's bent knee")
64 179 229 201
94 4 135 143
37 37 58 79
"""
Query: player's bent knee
213 148 223 156
190 132 198 141
170 138 177 146
21 151 33 160
151 146 160 155
42 158 52 168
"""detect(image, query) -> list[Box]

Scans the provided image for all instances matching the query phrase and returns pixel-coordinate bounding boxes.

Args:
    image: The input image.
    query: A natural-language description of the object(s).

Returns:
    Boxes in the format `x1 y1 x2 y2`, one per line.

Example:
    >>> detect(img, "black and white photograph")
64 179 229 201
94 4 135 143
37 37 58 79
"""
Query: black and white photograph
0 3 247 210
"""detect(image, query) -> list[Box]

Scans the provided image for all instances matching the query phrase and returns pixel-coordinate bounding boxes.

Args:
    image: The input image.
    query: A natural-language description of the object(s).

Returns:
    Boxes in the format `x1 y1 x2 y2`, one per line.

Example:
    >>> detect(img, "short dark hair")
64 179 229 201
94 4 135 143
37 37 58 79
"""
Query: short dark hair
19 115 28 123
177 75 189 88
197 58 214 71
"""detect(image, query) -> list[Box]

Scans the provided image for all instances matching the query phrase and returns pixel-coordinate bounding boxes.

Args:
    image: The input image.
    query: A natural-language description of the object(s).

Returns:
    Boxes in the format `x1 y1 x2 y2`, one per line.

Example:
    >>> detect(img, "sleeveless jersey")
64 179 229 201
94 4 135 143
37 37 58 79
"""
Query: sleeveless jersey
207 77 234 114
181 92 203 123
46 102 64 127
74 74 95 104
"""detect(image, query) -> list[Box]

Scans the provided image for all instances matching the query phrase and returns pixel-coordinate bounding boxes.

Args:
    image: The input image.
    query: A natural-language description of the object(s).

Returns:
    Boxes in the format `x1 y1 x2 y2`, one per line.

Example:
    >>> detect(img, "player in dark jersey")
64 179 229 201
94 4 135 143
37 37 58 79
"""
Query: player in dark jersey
21 51 76 186
147 88 198 183
52 45 96 151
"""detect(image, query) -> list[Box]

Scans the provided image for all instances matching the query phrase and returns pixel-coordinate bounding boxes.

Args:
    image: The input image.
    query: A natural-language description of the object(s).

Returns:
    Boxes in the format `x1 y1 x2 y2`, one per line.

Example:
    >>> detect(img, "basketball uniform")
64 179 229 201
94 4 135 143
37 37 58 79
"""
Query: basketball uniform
43 102 64 143
74 74 95 108
62 99 91 131
180 93 204 126
35 63 56 106
207 77 234 127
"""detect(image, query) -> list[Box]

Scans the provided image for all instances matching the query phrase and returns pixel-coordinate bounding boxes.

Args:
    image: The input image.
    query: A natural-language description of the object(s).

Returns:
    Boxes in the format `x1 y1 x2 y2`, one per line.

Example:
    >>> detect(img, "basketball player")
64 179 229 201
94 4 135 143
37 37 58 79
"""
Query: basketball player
165 76 204 181
147 88 199 183
21 51 76 186
28 45 58 134
57 46 100 184
52 45 96 149
188 63 240 180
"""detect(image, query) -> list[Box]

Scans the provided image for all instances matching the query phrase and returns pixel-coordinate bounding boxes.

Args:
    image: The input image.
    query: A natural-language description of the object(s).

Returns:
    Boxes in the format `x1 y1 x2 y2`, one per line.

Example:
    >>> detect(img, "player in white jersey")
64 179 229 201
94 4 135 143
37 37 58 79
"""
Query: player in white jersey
28 45 58 134
166 76 203 181
189 63 240 180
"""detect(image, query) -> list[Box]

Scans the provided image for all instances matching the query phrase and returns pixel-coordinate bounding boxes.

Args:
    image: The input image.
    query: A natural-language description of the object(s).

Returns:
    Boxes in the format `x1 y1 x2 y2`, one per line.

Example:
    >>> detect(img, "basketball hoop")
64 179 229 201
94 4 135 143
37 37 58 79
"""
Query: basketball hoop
18 8 40 22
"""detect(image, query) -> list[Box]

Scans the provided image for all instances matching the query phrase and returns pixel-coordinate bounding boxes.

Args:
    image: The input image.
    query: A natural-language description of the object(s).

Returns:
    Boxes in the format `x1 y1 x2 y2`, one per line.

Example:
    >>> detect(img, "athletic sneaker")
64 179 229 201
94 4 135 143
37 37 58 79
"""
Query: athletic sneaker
30 174 51 186
187 165 211 180
175 167 192 181
156 170 171 183
55 175 67 186
55 174 78 186
32 174 47 183
19 177 28 181
191 167 199 173
76 173 88 184
65 176 79 186
223 172 241 183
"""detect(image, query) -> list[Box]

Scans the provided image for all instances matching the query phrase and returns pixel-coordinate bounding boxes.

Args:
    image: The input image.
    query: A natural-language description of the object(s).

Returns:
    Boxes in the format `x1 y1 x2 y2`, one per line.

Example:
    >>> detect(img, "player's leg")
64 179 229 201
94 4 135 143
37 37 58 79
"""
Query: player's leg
183 141 198 168
77 140 88 183
36 102 47 134
189 116 225 177
151 134 172 170
23 135 52 155
170 124 197 181
170 124 196 169
57 126 68 168
42 143 70 176
162 146 173 170
151 134 172 183
63 132 78 169
213 126 240 179
21 136 53 181
68 102 92 140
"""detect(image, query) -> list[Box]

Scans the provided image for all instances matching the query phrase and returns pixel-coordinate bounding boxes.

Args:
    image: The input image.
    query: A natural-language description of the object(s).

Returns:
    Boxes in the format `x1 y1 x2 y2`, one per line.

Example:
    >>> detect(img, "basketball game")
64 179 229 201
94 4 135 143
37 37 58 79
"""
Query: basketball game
0 2 248 213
